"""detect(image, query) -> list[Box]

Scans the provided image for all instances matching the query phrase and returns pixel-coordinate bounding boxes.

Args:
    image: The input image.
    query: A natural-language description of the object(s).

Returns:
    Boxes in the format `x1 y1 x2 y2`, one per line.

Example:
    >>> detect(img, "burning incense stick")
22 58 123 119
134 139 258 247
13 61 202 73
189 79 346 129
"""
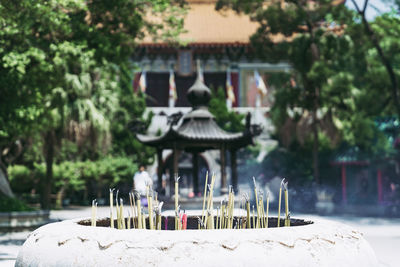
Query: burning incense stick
129 192 134 229
174 174 180 230
230 187 235 228
197 216 206 229
265 191 269 228
135 192 143 229
283 181 290 227
175 205 181 230
155 202 163 230
252 205 255 229
253 177 261 228
91 199 97 227
120 198 126 229
204 173 216 229
220 200 226 229
127 211 131 229
115 191 121 229
277 178 285 227
132 192 137 228
259 191 265 228
148 188 154 230
109 189 114 228
206 210 213 229
200 171 209 229
244 193 250 229
182 213 187 230
216 207 219 229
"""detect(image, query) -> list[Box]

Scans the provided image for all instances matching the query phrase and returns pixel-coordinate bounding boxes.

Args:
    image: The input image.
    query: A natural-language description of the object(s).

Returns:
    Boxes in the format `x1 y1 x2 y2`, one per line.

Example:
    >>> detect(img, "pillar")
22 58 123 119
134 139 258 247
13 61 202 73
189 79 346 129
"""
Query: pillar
220 145 227 195
230 149 238 194
193 153 199 195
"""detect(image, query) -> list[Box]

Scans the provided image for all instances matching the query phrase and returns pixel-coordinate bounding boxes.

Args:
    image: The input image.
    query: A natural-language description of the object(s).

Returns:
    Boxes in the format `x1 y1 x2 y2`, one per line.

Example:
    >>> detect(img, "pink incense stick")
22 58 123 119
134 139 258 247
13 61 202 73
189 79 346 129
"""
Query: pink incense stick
182 214 187 230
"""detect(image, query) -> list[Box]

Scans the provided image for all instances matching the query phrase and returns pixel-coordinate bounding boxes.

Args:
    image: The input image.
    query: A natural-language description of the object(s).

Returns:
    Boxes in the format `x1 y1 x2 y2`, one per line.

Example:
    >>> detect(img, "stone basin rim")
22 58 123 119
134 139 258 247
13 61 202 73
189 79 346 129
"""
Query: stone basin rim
76 215 313 230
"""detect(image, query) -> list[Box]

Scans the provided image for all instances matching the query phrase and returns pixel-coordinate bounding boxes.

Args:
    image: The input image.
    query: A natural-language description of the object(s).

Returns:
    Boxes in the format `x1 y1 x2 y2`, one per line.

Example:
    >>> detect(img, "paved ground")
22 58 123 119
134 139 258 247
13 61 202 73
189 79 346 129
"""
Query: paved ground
1 207 399 266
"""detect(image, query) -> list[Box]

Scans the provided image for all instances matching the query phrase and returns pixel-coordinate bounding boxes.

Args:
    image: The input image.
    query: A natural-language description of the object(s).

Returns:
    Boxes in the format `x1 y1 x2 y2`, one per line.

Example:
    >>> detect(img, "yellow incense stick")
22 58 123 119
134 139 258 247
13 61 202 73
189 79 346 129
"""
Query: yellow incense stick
174 175 180 230
136 196 142 229
253 177 261 228
110 189 114 228
246 200 250 229
277 178 285 227
252 205 255 229
231 188 234 228
217 207 220 229
204 174 216 229
260 197 265 228
277 187 282 228
284 181 290 227
220 203 225 229
265 194 269 228
200 171 209 229
132 192 138 229
120 199 125 229
127 212 131 229
148 189 154 230
91 199 97 227
129 192 134 229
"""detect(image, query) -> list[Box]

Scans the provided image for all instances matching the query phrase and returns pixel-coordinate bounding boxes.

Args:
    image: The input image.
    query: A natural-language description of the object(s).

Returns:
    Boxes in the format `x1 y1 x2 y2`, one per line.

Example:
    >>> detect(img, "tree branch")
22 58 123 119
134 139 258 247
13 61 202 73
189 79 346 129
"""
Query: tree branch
362 0 369 14
351 0 362 14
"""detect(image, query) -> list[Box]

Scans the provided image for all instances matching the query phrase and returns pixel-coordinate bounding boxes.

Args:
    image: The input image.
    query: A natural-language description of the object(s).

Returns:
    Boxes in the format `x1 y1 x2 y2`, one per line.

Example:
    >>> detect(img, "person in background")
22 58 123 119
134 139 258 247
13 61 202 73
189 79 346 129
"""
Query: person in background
133 164 153 206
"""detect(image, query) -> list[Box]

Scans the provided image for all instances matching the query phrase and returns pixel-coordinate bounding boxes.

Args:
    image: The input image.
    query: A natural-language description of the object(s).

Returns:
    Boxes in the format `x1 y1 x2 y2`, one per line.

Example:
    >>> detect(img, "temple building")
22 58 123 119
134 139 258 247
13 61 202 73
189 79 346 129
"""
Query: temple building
133 0 288 195
132 0 290 110
136 75 261 195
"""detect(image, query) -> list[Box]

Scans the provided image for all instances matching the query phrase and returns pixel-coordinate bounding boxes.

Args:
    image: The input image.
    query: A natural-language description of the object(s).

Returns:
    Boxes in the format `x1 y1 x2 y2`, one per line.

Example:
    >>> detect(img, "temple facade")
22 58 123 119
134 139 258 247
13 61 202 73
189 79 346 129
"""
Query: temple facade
133 0 287 195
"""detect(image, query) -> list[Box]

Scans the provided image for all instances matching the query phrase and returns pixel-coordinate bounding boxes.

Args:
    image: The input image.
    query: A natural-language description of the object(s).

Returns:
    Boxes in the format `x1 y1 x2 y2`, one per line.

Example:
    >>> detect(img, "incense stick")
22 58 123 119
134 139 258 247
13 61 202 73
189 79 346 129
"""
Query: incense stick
174 174 180 230
277 178 285 227
200 171 209 229
91 199 97 227
109 189 114 228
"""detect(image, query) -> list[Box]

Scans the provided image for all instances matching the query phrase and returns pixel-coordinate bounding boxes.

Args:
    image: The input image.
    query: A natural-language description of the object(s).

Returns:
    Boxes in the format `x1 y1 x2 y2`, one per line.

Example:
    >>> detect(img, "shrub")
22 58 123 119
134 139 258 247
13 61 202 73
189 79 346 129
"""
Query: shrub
8 156 138 204
8 165 36 194
0 196 34 212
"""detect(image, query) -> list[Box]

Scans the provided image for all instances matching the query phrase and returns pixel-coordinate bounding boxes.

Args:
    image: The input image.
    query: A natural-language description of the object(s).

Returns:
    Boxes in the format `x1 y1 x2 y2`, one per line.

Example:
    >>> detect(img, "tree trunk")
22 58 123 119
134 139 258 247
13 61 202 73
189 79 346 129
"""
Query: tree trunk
41 131 54 210
55 186 66 209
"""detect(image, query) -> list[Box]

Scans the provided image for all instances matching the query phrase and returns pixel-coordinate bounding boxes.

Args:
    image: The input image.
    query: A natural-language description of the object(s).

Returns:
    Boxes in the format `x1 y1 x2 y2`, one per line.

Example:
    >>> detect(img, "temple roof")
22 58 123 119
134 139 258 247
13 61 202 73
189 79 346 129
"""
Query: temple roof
140 0 258 44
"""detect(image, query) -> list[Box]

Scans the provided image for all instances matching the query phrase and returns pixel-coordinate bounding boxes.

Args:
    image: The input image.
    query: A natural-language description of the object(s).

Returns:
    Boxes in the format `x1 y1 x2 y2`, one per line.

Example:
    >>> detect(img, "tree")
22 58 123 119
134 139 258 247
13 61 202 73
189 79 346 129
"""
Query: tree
0 0 186 208
209 87 245 132
217 0 357 184
111 62 155 165
350 0 400 118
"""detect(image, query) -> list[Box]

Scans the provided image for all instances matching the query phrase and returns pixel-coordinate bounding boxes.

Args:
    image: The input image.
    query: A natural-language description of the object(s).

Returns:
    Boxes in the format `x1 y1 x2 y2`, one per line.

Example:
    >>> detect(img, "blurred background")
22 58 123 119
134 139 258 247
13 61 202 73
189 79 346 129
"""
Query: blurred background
1 0 400 266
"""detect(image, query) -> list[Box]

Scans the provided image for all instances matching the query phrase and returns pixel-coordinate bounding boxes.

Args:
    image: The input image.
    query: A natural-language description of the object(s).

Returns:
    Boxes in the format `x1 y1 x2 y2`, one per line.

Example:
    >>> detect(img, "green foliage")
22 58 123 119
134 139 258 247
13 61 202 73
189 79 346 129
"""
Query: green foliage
218 0 396 155
8 156 137 199
0 196 34 212
110 63 155 164
0 0 185 203
209 87 245 132
8 165 35 195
